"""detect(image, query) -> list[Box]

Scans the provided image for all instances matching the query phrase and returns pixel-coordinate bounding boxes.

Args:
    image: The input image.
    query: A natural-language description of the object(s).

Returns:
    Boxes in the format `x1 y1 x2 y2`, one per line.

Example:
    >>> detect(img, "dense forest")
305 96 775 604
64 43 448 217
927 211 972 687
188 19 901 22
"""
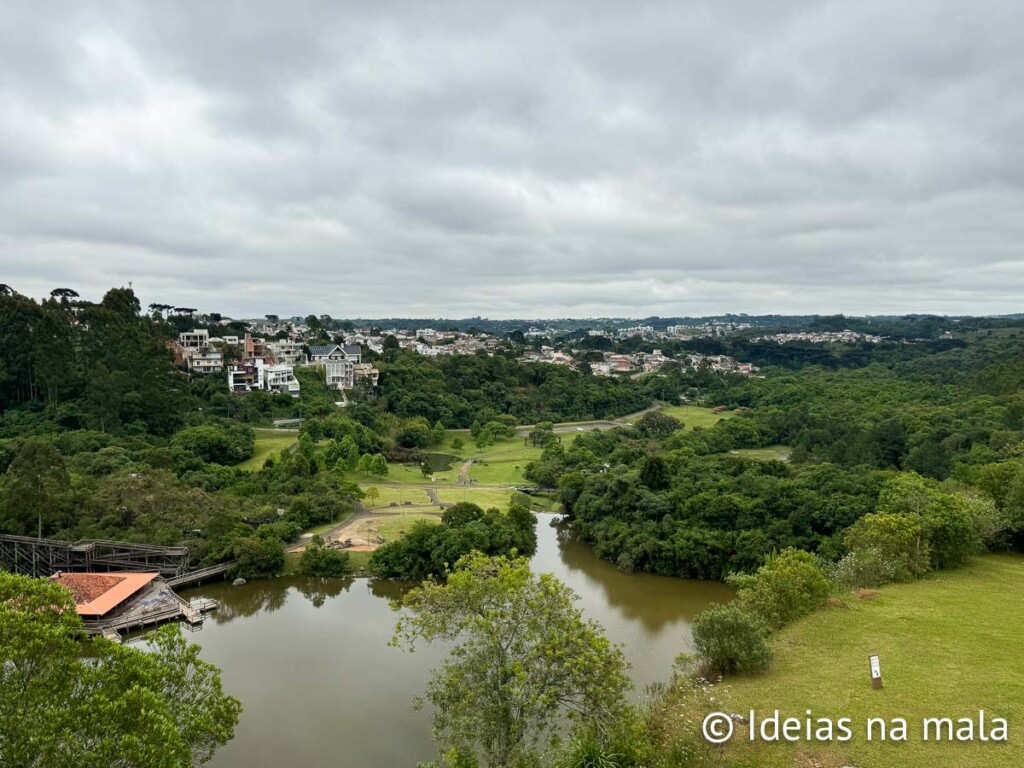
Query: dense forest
530 330 1024 580
0 285 651 576
2 284 1024 585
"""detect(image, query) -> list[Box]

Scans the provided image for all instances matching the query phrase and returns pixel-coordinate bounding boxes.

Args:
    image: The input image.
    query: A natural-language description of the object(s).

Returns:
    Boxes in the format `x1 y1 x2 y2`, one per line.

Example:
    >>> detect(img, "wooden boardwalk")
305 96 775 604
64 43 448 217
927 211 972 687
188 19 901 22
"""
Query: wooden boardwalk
81 578 218 640
167 560 237 588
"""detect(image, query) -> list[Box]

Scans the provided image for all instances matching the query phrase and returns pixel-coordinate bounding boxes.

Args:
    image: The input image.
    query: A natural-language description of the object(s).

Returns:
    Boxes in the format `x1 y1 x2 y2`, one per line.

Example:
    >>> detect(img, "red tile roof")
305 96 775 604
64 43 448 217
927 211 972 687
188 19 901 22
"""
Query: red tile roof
54 572 159 617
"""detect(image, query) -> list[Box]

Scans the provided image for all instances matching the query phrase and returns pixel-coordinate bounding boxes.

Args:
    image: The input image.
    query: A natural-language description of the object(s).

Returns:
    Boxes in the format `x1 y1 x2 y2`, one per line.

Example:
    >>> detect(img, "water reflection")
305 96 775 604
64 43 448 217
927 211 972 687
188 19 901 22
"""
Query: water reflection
297 577 355 608
181 513 732 767
545 518 733 631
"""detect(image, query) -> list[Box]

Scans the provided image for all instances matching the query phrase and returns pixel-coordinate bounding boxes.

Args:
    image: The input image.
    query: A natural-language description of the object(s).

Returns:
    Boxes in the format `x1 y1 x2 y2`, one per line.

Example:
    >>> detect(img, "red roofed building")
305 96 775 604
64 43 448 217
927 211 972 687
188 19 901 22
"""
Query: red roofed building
53 572 159 618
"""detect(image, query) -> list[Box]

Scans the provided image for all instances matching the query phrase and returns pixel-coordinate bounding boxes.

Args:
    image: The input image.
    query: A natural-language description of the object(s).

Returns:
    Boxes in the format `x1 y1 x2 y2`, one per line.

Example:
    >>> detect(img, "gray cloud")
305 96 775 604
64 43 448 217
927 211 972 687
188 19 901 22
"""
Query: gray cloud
1 0 1023 318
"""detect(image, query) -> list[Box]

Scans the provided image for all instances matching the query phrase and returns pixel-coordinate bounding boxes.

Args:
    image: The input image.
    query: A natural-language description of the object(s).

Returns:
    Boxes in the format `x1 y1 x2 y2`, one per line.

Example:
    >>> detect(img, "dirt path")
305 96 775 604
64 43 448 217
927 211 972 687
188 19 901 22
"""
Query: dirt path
457 459 474 485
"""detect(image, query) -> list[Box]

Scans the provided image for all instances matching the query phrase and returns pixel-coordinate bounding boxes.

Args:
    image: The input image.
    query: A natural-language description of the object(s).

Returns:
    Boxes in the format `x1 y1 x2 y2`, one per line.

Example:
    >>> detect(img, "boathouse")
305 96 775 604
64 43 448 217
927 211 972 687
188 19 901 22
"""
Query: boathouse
52 571 214 642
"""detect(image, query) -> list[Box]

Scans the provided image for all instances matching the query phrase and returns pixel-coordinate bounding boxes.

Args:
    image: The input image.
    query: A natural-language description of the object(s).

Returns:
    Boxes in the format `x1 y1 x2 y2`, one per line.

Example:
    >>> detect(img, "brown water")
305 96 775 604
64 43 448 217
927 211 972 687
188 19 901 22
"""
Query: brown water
180 514 733 766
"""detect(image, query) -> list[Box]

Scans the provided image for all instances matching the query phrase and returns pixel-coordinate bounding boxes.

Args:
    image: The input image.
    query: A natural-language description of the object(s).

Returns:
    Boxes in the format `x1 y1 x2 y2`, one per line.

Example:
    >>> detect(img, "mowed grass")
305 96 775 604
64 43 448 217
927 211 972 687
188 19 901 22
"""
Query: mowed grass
345 461 461 486
465 441 545 485
436 488 515 512
357 512 441 545
717 555 1024 768
237 430 298 471
361 486 433 509
658 404 733 430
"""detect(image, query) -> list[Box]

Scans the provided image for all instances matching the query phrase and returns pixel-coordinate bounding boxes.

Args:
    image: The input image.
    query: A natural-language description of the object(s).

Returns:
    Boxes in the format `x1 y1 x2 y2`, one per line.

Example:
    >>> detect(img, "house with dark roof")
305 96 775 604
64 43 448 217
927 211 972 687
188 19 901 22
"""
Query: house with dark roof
306 344 364 390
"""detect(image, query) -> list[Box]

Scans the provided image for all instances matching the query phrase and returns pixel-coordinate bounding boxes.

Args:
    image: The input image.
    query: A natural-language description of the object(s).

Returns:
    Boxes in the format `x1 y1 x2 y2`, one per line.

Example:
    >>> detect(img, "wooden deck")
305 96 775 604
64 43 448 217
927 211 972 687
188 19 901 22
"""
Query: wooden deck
81 578 218 639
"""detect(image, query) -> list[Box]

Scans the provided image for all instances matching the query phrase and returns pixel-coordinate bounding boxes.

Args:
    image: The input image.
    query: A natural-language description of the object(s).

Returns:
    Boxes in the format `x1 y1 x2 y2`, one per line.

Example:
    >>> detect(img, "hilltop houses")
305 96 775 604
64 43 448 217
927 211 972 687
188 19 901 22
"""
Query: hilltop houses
172 329 224 375
227 359 301 396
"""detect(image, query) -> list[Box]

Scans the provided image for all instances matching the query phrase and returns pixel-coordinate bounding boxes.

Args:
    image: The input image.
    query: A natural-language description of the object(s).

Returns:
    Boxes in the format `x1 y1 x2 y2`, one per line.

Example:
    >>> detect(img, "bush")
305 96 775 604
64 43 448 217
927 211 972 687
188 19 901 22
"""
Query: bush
171 422 255 465
921 497 983 570
829 547 901 589
299 536 353 577
728 548 830 630
231 535 285 578
844 512 931 582
557 710 654 768
691 602 772 676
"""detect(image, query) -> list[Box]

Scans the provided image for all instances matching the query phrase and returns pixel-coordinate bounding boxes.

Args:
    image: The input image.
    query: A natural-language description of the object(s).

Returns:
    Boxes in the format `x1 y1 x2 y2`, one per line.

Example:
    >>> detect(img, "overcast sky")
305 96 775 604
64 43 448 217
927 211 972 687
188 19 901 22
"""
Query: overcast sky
2 1 1022 319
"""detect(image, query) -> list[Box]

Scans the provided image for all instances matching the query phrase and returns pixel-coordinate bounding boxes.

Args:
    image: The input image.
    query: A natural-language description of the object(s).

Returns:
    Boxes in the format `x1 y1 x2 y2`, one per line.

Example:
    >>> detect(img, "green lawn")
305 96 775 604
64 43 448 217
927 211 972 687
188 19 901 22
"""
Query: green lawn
716 555 1024 768
345 436 543 488
237 430 298 471
658 404 733 430
345 461 461 486
729 445 792 461
358 512 441 544
463 442 545 486
361 486 433 509
436 488 515 512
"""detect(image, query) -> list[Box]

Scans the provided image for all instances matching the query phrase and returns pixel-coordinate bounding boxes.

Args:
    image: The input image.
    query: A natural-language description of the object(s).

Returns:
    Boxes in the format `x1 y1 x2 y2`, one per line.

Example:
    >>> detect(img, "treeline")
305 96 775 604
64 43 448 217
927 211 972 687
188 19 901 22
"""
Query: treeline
535 339 1024 580
374 352 653 427
369 501 537 580
0 287 184 436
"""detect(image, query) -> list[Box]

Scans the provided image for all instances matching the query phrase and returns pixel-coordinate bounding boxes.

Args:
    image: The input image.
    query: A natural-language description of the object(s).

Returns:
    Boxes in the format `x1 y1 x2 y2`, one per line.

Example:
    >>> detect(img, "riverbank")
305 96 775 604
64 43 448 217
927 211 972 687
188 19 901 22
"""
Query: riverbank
184 513 732 767
706 554 1024 768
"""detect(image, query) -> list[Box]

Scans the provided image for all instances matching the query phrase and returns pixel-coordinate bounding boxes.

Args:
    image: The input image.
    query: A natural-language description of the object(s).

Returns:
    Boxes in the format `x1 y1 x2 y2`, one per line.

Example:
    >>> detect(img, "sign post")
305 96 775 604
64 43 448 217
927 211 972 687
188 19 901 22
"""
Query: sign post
869 654 883 690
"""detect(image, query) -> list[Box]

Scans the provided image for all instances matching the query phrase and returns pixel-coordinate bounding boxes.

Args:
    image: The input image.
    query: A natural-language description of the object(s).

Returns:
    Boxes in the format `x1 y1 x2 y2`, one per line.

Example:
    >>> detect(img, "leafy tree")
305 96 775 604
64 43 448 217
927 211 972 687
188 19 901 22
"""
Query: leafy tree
171 423 255 465
298 432 317 461
639 454 670 491
451 436 465 451
844 512 930 582
636 411 682 439
356 453 373 476
397 417 433 448
370 453 388 477
691 602 773 676
393 554 630 768
2 437 70 537
728 548 829 630
232 535 285 578
364 486 380 507
299 535 353 577
0 572 240 766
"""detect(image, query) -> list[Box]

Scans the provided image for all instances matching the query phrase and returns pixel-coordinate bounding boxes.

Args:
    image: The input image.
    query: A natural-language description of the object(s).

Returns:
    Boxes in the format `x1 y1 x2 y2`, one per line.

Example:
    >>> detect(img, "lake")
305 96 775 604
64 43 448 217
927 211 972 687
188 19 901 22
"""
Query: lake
181 514 733 766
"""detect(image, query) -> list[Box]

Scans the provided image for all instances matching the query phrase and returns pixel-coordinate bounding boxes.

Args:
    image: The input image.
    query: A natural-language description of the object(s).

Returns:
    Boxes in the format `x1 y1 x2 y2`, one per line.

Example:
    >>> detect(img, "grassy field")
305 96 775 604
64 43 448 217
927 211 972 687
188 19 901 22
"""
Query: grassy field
238 430 298 471
464 442 545 485
436 487 515 511
715 555 1024 768
659 404 733 430
729 445 792 461
361 486 433 509
345 461 461 486
355 511 441 544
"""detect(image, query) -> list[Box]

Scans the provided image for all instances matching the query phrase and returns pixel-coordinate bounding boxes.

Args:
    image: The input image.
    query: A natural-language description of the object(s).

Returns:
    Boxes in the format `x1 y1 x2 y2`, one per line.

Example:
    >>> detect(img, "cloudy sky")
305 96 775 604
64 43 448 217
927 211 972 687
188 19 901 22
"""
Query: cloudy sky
2 1 1022 319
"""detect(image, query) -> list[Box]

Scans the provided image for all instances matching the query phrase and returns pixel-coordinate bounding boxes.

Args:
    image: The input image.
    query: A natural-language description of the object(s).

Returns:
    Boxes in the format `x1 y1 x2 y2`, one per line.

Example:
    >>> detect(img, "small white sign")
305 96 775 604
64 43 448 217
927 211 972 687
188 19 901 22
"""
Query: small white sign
869 655 882 680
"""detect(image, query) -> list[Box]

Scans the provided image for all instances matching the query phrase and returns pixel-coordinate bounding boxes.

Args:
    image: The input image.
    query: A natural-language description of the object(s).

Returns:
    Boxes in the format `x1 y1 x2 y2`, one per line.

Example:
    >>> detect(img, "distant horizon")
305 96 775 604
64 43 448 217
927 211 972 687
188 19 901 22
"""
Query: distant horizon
9 283 1023 325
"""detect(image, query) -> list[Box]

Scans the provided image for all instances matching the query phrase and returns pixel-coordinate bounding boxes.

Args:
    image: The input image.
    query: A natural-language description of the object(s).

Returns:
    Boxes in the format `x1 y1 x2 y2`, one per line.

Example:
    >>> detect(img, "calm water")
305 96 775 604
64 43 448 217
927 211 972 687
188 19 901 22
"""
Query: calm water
180 515 733 767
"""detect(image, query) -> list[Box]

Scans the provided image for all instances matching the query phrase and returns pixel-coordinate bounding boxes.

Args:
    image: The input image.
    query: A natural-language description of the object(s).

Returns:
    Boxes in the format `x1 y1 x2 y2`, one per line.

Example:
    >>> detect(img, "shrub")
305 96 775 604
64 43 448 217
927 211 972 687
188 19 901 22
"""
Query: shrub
829 547 901 589
844 512 931 582
728 548 830 630
691 602 772 676
921 496 984 570
171 422 255 465
299 536 353 578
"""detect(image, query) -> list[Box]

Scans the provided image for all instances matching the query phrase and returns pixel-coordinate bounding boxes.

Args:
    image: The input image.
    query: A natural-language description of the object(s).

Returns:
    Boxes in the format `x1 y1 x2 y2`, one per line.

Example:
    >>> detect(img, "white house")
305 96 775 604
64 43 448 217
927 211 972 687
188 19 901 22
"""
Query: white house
179 329 210 349
263 363 301 396
227 359 300 396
